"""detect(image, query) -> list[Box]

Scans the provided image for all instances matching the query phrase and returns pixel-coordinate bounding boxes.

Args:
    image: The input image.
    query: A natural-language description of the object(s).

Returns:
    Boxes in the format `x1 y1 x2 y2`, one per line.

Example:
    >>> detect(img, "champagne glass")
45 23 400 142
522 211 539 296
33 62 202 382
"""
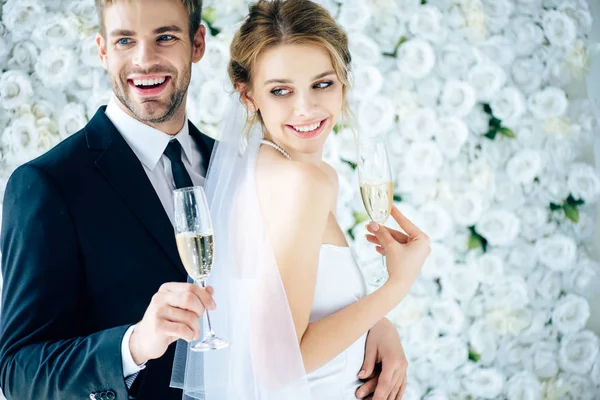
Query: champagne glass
357 139 394 286
173 186 229 352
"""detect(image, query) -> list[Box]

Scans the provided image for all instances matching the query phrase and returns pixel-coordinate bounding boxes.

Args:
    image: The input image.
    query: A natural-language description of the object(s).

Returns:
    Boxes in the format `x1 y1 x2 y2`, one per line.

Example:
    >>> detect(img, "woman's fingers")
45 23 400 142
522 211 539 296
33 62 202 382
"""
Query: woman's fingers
390 206 426 238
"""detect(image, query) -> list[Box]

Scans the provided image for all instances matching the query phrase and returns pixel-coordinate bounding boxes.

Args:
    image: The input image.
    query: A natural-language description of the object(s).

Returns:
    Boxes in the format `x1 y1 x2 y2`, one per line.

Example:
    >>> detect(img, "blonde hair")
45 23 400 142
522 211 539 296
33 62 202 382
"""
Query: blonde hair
228 0 352 134
95 0 203 41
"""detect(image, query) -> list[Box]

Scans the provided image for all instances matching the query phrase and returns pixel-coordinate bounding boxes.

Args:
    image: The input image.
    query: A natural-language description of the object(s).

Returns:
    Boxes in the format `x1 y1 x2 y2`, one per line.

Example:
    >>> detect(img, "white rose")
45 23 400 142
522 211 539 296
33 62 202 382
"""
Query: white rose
521 310 555 344
197 80 229 125
408 5 445 43
551 374 597 400
0 70 33 110
528 268 562 309
486 275 530 311
415 75 443 107
506 371 542 400
591 355 600 386
494 174 527 210
1 114 38 157
535 234 577 272
31 13 80 48
489 87 526 123
435 117 469 159
468 62 506 103
86 91 112 120
59 103 88 139
542 10 577 47
369 9 407 53
506 243 538 273
452 190 488 226
477 36 517 66
66 0 98 30
404 141 444 178
525 341 559 379
511 58 545 94
461 368 504 399
349 32 381 66
423 389 449 400
506 150 542 185
406 316 439 354
401 383 422 400
552 294 590 335
400 108 437 141
417 202 453 241
441 264 479 301
536 171 570 205
436 42 475 80
481 0 514 33
79 38 101 68
505 17 546 56
497 341 531 375
422 243 455 279
430 300 465 334
567 163 600 203
387 295 428 328
338 0 372 32
397 38 436 80
465 106 489 134
562 258 600 298
35 47 77 89
352 65 383 99
545 137 576 166
528 87 568 120
32 99 58 120
559 331 599 374
357 95 395 136
464 294 487 319
1 0 45 41
564 40 594 81
475 209 520 246
430 337 468 373
440 80 476 117
474 253 504 285
569 99 599 134
8 40 39 72
559 3 593 35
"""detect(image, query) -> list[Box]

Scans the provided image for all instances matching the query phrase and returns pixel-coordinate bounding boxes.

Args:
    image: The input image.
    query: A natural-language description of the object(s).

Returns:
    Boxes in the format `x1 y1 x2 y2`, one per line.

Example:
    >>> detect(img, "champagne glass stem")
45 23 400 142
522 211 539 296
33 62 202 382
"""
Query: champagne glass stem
199 280 215 337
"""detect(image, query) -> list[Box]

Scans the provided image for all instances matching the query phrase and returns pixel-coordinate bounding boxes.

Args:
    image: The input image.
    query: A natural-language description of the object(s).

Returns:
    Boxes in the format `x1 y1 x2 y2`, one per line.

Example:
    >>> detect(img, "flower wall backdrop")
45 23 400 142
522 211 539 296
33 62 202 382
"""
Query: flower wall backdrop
1 0 600 398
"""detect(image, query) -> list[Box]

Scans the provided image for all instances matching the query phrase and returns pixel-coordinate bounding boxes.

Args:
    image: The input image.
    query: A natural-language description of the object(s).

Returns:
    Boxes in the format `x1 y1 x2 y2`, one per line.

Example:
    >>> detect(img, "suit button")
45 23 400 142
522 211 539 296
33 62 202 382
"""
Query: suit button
107 390 116 400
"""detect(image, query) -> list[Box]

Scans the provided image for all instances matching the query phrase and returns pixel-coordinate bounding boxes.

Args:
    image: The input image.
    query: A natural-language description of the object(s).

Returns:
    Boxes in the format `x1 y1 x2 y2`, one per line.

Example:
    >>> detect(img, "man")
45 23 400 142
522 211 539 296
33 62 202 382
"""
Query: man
0 1 407 399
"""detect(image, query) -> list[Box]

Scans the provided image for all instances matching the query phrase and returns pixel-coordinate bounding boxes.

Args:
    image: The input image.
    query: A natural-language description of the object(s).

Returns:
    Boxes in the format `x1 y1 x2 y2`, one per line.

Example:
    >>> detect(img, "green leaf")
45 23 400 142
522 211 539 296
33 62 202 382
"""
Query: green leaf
353 211 369 225
468 347 481 362
393 194 403 203
489 117 502 128
468 234 482 250
564 203 580 223
202 8 217 25
484 130 497 140
482 104 492 114
498 127 516 139
549 203 562 211
566 194 585 206
421 0 428 4
342 159 357 170
347 227 356 241
383 36 407 58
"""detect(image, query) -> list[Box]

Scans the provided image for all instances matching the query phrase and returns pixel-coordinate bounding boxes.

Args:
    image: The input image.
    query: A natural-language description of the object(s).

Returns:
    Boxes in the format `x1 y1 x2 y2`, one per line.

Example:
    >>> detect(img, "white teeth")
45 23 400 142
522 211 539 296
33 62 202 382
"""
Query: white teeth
292 121 321 132
133 77 166 87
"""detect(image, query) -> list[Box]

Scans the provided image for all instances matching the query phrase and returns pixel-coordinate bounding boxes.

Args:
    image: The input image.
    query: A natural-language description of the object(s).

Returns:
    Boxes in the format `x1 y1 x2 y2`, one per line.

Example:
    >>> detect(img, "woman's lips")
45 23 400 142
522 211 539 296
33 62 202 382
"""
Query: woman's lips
285 118 329 139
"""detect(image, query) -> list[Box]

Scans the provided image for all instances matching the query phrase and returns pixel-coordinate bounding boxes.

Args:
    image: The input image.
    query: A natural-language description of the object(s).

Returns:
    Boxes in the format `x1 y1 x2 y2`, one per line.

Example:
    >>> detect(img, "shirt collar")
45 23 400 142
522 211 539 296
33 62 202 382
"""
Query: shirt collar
105 97 193 171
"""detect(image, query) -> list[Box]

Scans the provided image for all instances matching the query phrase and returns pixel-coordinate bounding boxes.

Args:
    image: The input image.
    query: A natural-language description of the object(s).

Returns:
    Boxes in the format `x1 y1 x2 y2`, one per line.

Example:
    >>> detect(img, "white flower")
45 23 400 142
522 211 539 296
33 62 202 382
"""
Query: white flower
404 141 444 178
436 42 475 79
506 243 538 273
486 275 529 310
1 114 38 156
465 106 489 134
402 383 422 400
462 368 504 399
400 108 437 141
440 80 476 117
475 209 520 246
536 171 570 204
481 0 514 33
408 5 445 43
31 13 80 48
441 264 479 301
497 341 530 375
8 40 39 72
197 80 228 125
535 234 577 272
528 87 569 119
1 0 45 41
422 243 455 279
477 36 516 66
435 117 469 159
571 211 596 240
338 0 372 32
525 341 559 379
559 331 599 374
397 38 436 79
489 87 526 123
591 355 600 386
506 371 542 400
567 163 600 203
559 3 593 35
528 268 562 307
66 0 98 30
415 75 443 107
550 374 597 400
352 65 383 99
552 294 590 335
542 10 577 47
431 336 468 373
349 32 381 66
562 258 600 298
0 70 33 110
59 103 87 139
357 95 395 136
369 9 407 53
452 190 488 226
406 316 439 355
505 17 546 56
511 58 544 94
35 47 77 88
423 389 449 400
564 40 594 80
474 253 504 285
417 202 453 241
387 295 428 328
506 150 542 185
468 62 506 103
430 300 465 334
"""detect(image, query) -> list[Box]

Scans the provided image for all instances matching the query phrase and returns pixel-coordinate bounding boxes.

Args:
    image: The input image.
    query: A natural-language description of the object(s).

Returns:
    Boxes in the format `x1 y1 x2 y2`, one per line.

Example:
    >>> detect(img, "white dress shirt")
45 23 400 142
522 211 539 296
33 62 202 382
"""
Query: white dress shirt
105 97 206 379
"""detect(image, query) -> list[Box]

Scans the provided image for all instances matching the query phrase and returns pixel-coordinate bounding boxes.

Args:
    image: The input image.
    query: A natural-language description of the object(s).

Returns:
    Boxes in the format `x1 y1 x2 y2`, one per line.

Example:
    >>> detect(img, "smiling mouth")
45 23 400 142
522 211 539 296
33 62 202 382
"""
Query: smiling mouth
128 76 170 91
288 118 327 133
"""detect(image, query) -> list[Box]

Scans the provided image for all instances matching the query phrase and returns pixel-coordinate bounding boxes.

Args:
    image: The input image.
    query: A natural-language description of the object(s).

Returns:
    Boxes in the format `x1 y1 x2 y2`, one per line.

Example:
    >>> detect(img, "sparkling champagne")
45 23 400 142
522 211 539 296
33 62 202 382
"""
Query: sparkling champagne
176 232 214 282
360 181 393 224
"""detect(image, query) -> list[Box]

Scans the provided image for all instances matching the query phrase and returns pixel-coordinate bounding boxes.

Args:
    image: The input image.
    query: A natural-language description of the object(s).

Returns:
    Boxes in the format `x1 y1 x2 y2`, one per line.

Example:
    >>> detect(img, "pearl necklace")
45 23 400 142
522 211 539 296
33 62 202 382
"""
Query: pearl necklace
260 139 292 160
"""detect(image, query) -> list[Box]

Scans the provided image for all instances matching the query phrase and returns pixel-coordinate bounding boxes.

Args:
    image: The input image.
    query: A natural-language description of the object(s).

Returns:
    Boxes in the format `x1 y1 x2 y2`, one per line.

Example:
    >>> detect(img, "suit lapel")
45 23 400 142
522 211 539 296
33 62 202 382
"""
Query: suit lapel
86 107 187 277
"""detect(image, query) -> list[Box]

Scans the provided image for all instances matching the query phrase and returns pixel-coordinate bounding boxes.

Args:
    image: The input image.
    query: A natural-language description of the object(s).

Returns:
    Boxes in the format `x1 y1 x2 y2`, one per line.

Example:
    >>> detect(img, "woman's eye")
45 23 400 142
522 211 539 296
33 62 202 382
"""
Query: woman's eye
271 88 291 96
314 81 333 89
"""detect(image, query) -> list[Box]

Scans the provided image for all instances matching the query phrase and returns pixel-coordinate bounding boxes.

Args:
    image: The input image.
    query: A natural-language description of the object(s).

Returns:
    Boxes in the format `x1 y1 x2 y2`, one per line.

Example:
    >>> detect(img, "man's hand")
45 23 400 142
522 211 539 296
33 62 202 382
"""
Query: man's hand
356 318 407 400
129 282 216 365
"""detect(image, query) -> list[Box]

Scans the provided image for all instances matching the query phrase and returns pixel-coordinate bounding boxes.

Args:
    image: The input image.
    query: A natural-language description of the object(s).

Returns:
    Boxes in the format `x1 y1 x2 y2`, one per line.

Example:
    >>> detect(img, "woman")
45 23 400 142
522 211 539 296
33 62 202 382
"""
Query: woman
172 1 430 399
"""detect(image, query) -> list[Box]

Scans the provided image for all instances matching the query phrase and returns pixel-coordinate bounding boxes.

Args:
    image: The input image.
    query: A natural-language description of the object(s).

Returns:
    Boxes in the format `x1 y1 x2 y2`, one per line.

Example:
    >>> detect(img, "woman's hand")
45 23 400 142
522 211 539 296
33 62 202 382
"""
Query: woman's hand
365 205 430 292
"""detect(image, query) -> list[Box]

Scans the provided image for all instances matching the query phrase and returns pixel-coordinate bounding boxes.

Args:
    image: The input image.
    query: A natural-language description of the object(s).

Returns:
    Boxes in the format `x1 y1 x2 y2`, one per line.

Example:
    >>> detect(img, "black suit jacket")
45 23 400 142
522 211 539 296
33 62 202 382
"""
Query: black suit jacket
0 106 215 400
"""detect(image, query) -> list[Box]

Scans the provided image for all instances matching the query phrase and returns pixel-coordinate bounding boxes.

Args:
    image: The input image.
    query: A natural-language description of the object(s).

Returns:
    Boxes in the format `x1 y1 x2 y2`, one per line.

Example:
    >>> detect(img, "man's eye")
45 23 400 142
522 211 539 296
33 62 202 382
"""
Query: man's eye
271 88 291 96
159 35 174 41
117 38 131 45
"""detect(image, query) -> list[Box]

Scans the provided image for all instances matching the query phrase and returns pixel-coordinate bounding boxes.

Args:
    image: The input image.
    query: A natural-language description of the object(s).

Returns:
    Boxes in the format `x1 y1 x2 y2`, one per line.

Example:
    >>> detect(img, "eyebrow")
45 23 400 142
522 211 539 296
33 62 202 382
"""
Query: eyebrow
263 70 336 86
109 25 183 37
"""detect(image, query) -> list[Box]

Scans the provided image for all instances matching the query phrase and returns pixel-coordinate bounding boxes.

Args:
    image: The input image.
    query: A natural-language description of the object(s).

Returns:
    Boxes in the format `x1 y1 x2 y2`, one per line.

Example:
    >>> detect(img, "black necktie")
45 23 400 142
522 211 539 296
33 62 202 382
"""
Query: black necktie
163 140 194 189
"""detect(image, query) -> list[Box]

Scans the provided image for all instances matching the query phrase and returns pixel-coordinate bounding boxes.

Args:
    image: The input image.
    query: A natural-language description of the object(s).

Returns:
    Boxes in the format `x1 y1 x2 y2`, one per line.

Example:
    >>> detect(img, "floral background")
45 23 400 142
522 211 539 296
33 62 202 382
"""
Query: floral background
1 0 600 398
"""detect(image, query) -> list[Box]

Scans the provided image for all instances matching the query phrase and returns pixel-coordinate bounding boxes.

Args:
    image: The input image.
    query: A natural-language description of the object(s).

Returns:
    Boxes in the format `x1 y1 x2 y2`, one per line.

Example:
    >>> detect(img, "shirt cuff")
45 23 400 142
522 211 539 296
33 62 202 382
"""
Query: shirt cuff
121 325 146 378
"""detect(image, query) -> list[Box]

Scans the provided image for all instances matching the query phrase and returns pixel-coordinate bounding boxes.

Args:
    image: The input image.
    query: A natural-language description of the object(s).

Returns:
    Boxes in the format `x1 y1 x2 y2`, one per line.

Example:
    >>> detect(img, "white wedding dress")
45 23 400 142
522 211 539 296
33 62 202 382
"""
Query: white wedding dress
306 244 368 399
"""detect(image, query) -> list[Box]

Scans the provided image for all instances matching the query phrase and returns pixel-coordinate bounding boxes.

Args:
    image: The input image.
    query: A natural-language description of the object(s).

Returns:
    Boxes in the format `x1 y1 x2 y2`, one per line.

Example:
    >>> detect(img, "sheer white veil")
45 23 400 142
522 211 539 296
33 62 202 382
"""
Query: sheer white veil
170 94 312 400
